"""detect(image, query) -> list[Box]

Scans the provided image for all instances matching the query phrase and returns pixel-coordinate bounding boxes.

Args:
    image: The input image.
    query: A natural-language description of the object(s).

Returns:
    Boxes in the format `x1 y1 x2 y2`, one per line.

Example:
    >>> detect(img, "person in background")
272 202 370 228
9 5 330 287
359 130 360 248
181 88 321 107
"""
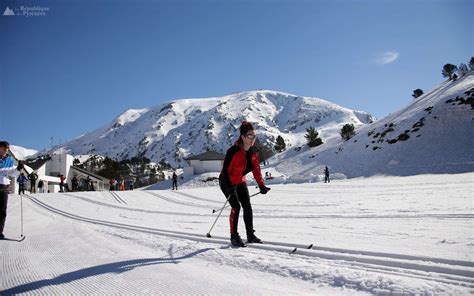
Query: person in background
28 171 38 193
172 172 178 190
0 141 23 239
71 175 79 192
59 174 65 192
86 176 91 191
38 179 44 193
324 166 330 183
17 173 28 195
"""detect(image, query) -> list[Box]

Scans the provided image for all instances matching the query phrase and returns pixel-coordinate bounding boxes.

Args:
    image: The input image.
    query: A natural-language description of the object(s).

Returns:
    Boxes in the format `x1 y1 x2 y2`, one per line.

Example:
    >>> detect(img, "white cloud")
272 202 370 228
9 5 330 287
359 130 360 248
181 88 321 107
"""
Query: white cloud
374 51 399 65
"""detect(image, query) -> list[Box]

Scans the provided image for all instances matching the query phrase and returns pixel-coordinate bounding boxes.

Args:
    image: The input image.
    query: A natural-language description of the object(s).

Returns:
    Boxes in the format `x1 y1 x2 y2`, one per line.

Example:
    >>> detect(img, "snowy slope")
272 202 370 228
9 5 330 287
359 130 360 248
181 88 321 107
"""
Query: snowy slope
270 73 474 179
9 145 38 160
54 91 374 167
1 173 473 294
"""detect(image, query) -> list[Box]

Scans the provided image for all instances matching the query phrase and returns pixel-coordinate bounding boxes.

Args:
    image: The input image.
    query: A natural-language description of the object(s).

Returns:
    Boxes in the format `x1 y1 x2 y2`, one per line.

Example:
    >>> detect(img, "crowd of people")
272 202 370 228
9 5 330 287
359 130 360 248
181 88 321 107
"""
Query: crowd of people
109 178 134 191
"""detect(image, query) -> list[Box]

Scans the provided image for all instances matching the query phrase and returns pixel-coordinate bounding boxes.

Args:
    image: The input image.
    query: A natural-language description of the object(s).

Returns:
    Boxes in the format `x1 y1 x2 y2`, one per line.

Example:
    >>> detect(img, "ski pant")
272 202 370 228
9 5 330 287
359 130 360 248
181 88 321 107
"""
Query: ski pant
325 175 330 183
172 180 178 190
0 186 9 234
18 184 26 195
219 179 254 236
30 182 36 193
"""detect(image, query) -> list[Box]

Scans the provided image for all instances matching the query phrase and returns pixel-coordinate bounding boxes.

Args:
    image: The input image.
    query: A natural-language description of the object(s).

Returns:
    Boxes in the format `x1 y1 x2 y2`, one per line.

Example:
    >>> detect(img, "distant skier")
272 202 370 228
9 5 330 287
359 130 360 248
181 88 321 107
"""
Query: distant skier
172 172 178 190
59 174 65 192
128 179 134 191
38 179 44 193
17 173 28 195
324 166 330 183
71 176 79 192
28 171 38 193
219 121 271 247
0 141 23 240
109 179 115 191
86 176 91 191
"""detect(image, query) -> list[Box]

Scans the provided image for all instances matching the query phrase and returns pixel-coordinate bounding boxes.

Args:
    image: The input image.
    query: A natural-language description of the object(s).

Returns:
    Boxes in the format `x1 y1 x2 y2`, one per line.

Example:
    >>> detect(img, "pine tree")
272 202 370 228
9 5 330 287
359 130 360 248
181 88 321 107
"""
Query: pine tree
469 57 474 71
274 135 286 152
340 123 356 141
458 63 469 76
442 64 458 80
305 127 323 147
412 89 424 99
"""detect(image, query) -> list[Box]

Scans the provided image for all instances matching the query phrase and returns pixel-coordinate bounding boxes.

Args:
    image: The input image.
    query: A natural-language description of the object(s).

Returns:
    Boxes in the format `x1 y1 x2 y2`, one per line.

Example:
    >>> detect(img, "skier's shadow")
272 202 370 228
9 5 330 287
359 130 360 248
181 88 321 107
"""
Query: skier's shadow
1 247 212 295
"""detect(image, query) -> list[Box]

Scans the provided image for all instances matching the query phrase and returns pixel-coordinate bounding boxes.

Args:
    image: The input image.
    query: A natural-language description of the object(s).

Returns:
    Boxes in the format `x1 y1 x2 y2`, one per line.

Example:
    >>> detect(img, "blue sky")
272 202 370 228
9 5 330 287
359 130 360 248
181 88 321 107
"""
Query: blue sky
0 0 472 151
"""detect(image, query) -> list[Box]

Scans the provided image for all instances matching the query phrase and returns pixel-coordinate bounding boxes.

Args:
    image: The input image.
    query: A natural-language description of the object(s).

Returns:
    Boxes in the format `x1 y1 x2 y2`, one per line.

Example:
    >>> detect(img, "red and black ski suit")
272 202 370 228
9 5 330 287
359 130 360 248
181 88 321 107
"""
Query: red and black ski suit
219 141 265 236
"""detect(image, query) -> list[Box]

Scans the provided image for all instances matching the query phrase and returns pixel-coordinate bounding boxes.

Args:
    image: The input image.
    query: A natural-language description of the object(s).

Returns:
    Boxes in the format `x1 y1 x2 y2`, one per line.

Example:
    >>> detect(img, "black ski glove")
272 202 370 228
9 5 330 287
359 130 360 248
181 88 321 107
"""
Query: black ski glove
259 185 271 195
16 161 24 171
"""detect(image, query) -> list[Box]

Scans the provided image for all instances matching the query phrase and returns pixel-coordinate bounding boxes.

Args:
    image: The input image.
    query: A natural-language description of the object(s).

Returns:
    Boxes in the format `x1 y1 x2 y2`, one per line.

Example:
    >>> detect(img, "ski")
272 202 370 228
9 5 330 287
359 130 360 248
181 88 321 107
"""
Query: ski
289 243 313 254
1 236 25 242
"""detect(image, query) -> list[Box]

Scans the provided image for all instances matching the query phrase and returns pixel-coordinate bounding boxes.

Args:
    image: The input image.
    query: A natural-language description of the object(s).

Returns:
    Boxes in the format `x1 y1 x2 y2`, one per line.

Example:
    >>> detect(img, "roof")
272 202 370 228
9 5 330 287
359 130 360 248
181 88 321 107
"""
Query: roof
185 150 225 161
25 157 50 170
70 165 109 181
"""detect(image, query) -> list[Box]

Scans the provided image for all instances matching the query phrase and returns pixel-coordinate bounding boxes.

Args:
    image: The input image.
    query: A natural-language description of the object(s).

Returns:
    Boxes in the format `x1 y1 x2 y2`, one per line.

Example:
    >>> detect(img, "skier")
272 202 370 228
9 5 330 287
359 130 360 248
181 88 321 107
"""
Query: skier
28 171 38 193
59 174 65 192
172 172 178 190
219 121 271 247
324 166 330 183
0 141 23 240
71 176 79 192
17 173 28 195
86 176 91 191
38 179 44 193
128 179 134 191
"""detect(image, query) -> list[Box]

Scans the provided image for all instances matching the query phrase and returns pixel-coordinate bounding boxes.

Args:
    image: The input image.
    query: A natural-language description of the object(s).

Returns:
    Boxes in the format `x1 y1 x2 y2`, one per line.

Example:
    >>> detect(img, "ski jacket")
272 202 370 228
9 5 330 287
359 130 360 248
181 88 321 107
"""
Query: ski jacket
220 141 265 188
17 175 28 185
0 155 20 186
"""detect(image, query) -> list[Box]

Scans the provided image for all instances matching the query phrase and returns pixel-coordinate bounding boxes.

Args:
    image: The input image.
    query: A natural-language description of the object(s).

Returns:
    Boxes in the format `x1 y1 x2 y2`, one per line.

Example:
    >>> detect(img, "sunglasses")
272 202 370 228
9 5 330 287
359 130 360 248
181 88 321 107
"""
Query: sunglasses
245 134 256 140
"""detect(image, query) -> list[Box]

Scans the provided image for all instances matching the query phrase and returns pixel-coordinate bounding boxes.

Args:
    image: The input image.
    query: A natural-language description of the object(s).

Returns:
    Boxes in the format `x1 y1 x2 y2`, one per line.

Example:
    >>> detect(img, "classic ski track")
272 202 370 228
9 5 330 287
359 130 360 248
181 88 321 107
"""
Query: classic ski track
110 191 128 205
62 193 210 217
108 191 122 204
63 192 473 220
109 191 125 204
170 190 223 204
1 218 159 294
170 190 348 209
144 191 214 208
25 194 474 285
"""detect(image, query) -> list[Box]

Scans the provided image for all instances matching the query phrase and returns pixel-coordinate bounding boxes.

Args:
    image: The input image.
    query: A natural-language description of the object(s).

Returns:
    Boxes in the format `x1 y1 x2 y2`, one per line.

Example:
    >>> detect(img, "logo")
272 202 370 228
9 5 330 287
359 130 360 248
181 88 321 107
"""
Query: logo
3 7 15 16
2 5 50 17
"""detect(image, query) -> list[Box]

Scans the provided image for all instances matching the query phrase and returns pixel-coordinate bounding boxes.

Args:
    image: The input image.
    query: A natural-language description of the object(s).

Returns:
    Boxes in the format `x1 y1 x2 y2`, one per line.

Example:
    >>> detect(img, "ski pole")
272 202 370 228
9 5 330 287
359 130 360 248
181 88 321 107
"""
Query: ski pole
20 193 24 238
206 196 229 238
211 192 260 213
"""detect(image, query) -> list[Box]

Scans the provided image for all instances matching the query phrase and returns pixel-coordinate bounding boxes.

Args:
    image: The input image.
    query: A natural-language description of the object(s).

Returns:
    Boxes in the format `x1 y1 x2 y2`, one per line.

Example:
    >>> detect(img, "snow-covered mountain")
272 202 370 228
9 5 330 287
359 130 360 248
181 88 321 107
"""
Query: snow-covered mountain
270 72 474 179
56 91 374 167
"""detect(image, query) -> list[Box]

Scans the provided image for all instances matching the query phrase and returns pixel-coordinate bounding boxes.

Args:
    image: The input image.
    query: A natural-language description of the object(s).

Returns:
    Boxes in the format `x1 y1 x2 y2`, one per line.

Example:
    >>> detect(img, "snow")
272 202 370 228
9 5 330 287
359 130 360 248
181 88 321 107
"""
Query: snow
270 73 474 179
8 145 37 160
1 173 473 294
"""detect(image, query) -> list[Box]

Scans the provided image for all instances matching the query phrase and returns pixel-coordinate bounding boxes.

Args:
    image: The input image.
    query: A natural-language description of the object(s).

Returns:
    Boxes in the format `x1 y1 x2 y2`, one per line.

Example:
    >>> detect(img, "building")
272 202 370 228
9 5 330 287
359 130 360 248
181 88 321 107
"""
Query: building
8 152 108 193
184 150 225 176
